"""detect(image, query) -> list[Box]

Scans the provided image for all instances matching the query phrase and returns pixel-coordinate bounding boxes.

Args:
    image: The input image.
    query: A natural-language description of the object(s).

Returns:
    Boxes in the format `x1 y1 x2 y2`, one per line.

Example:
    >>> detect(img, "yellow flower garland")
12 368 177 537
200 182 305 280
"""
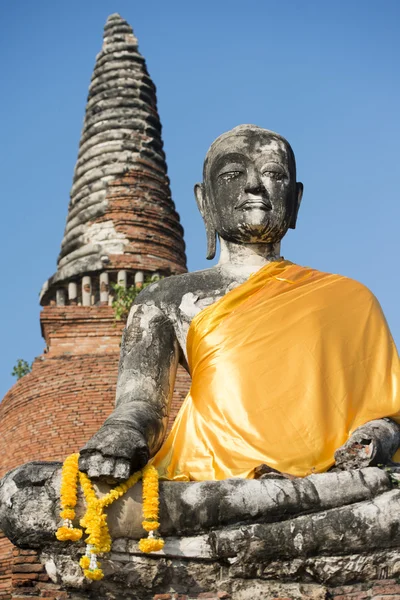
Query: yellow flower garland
138 465 164 553
56 454 164 580
55 454 82 542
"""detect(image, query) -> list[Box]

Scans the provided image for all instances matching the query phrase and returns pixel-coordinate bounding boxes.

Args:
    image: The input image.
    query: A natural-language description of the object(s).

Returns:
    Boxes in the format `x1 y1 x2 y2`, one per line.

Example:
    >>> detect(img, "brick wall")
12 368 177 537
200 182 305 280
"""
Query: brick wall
40 305 125 356
0 533 12 600
5 547 71 600
0 352 120 476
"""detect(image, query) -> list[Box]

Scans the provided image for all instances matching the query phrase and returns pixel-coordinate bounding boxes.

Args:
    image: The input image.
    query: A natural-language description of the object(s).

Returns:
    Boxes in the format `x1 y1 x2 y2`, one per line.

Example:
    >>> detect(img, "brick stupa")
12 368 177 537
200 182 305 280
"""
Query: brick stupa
0 14 190 598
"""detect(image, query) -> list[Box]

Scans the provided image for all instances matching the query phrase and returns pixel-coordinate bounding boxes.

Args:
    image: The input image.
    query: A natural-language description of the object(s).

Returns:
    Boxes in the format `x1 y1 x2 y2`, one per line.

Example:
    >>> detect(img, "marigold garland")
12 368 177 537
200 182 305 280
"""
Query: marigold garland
55 453 82 542
56 454 164 581
138 464 165 553
79 555 90 569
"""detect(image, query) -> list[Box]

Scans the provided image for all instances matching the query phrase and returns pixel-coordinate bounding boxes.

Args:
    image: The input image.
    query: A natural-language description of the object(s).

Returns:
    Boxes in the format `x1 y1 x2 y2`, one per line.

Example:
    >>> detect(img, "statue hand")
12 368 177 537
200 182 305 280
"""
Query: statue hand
78 423 149 482
334 418 400 471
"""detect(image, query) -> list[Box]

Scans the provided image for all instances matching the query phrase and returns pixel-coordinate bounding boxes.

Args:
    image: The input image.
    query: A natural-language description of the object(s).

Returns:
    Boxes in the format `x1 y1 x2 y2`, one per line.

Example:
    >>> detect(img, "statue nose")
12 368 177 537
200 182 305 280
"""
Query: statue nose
244 168 263 193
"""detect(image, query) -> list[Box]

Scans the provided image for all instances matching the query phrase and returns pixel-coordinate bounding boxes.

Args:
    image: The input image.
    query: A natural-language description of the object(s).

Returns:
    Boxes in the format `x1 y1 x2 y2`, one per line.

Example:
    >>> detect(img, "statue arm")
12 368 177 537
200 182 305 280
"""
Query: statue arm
79 302 179 481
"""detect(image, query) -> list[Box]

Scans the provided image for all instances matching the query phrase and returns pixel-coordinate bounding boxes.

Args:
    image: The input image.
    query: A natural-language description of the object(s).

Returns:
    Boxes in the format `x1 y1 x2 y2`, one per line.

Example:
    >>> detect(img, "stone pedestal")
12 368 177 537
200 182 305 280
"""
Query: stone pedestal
2 462 400 599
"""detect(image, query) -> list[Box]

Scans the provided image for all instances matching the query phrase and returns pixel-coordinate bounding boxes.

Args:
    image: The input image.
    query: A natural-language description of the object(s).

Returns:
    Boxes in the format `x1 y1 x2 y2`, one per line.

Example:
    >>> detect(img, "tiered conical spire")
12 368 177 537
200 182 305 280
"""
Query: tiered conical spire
41 13 186 305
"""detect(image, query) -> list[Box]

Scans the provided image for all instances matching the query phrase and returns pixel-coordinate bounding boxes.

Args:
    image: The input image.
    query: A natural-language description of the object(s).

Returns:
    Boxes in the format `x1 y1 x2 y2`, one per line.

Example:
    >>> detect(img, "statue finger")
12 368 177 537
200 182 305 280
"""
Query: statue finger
99 457 115 477
86 453 102 478
78 455 88 473
114 458 131 481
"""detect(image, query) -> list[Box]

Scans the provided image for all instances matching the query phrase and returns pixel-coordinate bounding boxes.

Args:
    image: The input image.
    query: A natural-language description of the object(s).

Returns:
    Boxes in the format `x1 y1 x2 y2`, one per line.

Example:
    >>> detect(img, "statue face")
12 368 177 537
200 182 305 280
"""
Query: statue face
204 129 300 245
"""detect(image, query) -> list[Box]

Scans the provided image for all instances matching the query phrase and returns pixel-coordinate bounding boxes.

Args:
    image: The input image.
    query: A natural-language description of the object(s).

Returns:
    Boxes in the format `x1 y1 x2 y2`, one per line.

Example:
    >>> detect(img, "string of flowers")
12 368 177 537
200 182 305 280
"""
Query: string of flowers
56 453 164 580
55 454 82 542
139 464 164 552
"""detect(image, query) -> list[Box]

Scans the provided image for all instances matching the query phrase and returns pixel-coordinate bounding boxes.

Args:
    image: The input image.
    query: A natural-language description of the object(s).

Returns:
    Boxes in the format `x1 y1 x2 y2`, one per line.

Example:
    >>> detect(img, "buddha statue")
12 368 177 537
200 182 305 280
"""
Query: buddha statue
78 124 400 483
2 125 400 597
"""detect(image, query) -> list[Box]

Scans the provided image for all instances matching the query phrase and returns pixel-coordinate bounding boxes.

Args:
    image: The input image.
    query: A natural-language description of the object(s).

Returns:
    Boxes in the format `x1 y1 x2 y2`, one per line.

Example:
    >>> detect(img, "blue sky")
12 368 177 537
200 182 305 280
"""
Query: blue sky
1 0 399 398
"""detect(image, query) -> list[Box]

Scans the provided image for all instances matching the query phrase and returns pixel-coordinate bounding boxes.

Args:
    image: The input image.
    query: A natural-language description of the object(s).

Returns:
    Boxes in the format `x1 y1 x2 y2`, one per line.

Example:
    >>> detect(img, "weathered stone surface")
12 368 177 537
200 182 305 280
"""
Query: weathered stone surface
211 489 400 560
252 549 400 585
110 535 213 559
2 462 400 596
0 461 394 549
42 549 224 598
28 544 400 597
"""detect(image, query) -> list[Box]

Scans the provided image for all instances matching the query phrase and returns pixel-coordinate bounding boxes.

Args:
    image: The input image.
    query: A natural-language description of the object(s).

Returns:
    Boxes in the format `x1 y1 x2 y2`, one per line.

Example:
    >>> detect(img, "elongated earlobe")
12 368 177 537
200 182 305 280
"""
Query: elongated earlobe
289 182 304 229
195 183 217 260
206 226 217 260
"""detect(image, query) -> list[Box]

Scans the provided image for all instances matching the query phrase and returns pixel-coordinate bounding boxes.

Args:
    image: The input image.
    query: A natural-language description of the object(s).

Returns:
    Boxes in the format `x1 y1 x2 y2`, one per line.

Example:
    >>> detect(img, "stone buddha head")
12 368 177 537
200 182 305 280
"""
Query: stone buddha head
195 125 304 259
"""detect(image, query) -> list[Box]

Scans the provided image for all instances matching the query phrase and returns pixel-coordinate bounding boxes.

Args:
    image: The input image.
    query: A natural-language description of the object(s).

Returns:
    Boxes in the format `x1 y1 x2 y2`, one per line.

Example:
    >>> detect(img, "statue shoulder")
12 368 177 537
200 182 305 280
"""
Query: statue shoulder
132 267 228 311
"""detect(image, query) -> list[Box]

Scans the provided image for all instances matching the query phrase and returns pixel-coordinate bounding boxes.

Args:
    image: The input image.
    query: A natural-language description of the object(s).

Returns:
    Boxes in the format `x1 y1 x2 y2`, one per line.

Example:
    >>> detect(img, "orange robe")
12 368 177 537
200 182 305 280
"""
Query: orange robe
153 260 400 480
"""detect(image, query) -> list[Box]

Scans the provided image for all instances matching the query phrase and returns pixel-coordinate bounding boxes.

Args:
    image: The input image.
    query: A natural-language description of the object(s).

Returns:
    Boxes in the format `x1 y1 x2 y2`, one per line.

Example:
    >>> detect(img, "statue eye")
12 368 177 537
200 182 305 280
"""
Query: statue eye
262 170 285 181
218 171 243 182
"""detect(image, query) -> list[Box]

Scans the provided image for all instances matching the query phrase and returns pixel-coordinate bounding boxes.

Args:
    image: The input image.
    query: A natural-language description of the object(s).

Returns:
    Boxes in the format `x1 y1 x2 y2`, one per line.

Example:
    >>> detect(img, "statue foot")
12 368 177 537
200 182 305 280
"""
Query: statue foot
334 418 400 471
79 423 149 482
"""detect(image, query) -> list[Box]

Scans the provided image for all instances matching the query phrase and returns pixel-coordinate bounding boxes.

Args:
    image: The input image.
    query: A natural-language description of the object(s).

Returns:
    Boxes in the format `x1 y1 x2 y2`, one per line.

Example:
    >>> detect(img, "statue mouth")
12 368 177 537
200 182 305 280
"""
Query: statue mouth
236 196 272 211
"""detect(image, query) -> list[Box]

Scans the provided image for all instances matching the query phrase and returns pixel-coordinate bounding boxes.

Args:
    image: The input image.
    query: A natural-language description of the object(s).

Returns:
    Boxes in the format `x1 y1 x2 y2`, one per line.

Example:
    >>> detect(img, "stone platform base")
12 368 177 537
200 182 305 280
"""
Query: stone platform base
26 543 400 600
9 571 400 600
3 462 400 599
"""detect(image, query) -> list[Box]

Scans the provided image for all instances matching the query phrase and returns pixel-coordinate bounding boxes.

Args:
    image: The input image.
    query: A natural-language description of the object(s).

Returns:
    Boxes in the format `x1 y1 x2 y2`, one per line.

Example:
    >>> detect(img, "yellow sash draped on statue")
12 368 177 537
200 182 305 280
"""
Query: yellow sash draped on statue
153 260 400 480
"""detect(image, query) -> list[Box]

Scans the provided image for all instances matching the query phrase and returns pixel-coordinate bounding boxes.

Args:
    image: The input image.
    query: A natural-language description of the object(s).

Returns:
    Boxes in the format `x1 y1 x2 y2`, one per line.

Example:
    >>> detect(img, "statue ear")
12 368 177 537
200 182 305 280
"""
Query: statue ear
289 182 303 229
194 183 217 260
